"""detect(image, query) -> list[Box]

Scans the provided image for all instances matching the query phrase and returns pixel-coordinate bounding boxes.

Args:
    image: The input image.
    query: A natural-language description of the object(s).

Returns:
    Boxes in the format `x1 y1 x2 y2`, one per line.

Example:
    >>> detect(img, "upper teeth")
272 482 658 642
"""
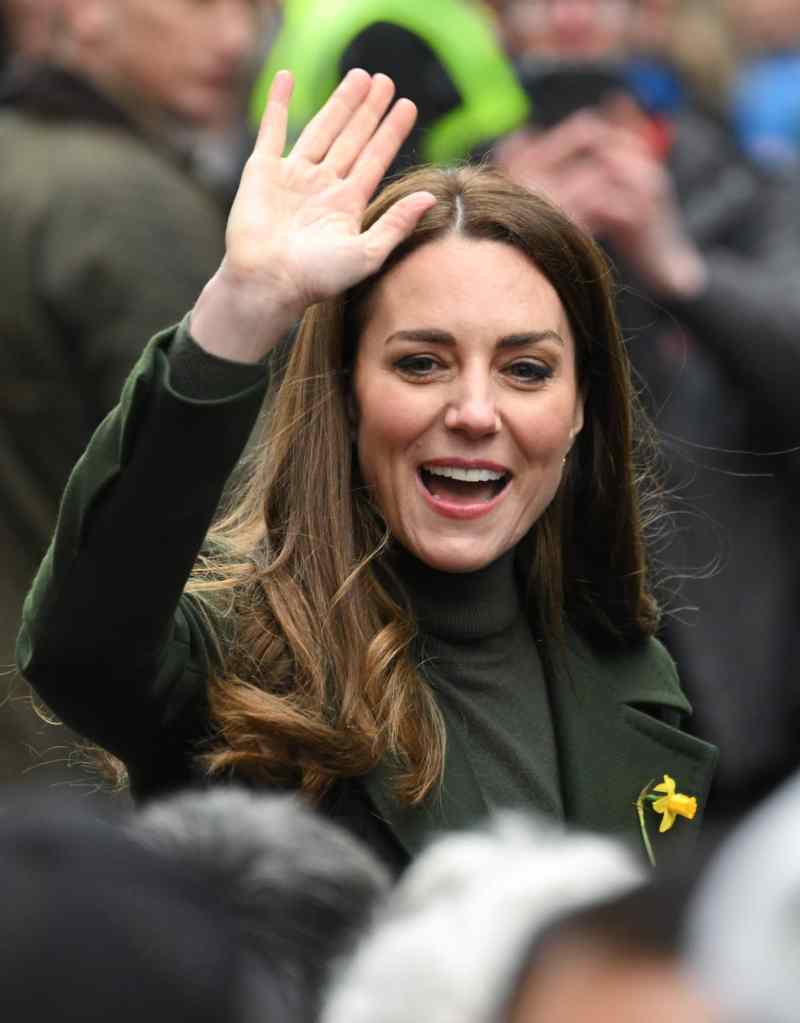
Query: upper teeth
424 466 505 482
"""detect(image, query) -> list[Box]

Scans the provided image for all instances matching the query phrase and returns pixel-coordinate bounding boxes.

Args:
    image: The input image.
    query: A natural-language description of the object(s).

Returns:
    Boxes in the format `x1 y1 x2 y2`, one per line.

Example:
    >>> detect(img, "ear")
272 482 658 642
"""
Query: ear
570 390 585 446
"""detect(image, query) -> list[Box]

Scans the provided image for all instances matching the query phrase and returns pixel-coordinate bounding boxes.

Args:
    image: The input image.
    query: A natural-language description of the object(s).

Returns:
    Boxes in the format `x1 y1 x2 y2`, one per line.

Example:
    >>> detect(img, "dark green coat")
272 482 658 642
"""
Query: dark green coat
17 325 717 874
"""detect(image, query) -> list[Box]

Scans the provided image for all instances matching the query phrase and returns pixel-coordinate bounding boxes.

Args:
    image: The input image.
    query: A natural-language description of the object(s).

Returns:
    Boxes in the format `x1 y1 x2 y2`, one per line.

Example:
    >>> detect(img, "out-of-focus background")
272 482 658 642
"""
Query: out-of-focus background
2 0 799 839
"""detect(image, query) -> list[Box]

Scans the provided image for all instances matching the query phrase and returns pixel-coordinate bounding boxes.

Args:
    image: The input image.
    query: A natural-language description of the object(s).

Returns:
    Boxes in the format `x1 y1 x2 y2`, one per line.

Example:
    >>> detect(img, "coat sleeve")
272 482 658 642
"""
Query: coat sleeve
16 319 268 776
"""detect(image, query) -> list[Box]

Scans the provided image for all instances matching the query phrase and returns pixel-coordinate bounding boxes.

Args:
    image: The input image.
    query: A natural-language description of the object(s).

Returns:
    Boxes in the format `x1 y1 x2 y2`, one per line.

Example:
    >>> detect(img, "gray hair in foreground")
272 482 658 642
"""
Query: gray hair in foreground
685 770 800 1023
132 787 391 1023
322 812 645 1023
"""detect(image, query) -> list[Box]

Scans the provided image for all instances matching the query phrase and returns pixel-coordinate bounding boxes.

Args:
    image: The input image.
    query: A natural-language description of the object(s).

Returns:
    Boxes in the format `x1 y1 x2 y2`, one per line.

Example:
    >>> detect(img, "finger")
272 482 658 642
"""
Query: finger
571 172 644 238
325 73 396 178
596 118 651 158
348 98 418 199
600 93 647 133
553 166 617 231
256 69 294 157
595 141 659 196
361 191 437 273
292 68 372 163
530 110 611 168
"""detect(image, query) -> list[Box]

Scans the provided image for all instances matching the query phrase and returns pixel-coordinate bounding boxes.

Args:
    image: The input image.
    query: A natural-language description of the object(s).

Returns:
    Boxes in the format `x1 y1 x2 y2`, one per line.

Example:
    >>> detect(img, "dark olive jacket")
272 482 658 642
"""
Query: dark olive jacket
17 324 717 875
0 65 225 783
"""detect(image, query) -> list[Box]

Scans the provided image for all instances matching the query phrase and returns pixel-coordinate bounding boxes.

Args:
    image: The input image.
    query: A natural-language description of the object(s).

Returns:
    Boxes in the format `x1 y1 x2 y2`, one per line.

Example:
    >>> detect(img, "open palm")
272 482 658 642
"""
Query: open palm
224 69 436 320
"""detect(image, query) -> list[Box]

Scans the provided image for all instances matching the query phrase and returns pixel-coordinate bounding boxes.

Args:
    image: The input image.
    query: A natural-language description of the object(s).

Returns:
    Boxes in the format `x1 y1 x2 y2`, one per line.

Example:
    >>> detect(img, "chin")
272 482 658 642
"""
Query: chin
411 538 504 575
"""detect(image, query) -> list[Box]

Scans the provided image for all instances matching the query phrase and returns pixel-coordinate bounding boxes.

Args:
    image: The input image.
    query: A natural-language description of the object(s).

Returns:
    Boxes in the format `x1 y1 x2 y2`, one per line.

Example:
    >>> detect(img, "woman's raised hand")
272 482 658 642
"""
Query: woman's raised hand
191 69 437 362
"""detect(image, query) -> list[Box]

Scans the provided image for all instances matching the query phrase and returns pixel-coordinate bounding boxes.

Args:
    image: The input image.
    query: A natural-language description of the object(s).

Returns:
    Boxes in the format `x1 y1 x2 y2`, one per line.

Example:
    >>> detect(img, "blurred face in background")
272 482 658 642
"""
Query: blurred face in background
510 944 717 1023
500 0 635 59
629 0 679 55
724 0 800 52
96 0 266 126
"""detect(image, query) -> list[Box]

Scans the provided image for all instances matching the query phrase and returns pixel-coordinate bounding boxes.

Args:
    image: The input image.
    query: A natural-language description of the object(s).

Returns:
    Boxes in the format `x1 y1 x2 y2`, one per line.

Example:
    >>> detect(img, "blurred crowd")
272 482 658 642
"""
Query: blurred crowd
3 778 800 1022
1 0 799 1018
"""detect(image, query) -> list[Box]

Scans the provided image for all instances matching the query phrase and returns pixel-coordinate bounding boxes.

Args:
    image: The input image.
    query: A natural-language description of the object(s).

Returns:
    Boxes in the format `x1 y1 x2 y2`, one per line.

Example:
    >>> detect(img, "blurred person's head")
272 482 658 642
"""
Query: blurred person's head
685 770 800 1023
133 788 391 1023
0 790 286 1022
723 0 800 53
58 0 267 127
505 878 717 1023
501 2 736 134
500 0 638 60
322 813 644 1023
627 0 679 55
664 2 736 109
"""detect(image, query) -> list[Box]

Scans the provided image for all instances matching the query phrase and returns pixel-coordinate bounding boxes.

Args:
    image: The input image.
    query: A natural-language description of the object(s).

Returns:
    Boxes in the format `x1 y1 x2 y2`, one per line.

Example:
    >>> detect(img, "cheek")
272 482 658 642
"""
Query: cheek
354 382 433 474
355 395 403 488
514 401 577 467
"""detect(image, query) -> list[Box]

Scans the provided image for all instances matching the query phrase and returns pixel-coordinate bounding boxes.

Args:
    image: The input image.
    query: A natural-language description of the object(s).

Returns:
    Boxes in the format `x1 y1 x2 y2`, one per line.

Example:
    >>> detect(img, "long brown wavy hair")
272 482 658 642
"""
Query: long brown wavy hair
192 165 662 806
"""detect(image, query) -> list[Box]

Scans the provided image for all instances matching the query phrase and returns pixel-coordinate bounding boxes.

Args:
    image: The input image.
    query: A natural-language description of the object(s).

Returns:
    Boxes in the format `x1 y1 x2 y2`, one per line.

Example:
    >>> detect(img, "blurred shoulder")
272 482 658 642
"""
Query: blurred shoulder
1 107 220 218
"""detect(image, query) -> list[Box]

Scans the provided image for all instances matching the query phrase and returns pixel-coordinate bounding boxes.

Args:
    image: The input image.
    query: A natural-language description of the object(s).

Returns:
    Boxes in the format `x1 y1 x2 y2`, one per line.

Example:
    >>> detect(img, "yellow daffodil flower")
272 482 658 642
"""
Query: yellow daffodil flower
651 774 697 833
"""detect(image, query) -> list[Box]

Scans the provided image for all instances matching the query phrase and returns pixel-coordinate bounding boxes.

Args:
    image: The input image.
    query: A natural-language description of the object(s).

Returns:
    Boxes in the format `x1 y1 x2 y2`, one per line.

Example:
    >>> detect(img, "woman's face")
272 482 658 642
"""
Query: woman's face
352 235 584 573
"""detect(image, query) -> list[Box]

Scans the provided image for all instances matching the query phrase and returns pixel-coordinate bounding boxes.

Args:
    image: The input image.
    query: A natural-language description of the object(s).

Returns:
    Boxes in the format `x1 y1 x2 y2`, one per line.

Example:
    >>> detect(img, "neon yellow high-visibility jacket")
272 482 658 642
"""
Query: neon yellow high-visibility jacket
251 0 529 165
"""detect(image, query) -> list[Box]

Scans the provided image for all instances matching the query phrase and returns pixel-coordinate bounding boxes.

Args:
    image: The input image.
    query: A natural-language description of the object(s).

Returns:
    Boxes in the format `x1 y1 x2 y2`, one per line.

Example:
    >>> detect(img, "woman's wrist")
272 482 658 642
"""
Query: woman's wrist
190 261 302 364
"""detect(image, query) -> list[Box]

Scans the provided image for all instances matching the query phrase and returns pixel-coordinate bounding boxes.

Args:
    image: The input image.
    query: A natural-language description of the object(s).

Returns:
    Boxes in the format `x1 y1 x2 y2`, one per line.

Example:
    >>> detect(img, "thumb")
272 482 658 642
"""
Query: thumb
360 191 437 273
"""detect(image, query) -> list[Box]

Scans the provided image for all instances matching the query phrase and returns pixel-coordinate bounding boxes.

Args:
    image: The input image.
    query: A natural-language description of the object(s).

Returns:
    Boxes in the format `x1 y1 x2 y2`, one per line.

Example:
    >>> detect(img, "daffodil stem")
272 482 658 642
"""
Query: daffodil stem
636 779 657 868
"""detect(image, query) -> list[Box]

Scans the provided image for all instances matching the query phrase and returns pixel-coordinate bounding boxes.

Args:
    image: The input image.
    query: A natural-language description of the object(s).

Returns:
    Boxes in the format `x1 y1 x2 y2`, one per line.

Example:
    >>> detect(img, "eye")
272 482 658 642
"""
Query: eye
504 359 553 384
394 355 442 377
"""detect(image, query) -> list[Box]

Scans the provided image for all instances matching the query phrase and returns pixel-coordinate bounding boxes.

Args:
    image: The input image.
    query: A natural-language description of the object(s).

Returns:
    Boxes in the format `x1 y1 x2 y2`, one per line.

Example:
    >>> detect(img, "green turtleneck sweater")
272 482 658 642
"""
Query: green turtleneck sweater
395 548 563 821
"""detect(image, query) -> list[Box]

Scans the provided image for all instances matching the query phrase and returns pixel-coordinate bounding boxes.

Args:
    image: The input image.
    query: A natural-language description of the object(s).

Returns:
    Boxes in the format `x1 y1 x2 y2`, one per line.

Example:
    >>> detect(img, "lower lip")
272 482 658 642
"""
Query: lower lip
416 472 511 520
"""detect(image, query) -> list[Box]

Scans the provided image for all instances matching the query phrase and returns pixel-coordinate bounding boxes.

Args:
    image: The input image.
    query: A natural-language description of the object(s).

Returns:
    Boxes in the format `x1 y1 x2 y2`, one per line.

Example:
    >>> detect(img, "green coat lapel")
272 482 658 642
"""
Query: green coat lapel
360 632 718 867
360 718 491 861
549 632 718 865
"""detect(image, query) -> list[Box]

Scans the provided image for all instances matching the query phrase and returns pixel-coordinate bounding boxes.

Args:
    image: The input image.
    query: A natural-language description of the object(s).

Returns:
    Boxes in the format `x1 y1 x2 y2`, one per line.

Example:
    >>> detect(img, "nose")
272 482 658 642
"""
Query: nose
443 371 500 438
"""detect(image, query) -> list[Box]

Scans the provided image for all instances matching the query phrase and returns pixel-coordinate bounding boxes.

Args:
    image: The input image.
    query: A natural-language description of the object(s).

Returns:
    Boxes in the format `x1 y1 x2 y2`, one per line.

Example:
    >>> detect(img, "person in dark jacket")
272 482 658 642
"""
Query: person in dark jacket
0 0 266 788
492 0 800 825
17 70 717 875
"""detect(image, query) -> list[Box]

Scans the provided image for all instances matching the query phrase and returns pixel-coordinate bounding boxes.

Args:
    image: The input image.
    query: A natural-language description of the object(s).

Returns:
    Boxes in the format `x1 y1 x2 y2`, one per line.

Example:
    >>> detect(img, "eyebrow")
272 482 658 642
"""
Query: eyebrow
384 328 565 349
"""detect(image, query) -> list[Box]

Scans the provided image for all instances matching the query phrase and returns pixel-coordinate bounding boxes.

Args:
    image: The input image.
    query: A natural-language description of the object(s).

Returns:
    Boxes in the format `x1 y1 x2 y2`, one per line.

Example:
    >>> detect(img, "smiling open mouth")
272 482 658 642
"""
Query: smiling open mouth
419 465 511 505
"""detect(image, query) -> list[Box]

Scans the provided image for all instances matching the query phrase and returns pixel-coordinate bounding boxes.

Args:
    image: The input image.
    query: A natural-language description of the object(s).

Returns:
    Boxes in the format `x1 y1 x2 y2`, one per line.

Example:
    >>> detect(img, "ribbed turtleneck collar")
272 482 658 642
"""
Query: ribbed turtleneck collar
388 546 523 642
